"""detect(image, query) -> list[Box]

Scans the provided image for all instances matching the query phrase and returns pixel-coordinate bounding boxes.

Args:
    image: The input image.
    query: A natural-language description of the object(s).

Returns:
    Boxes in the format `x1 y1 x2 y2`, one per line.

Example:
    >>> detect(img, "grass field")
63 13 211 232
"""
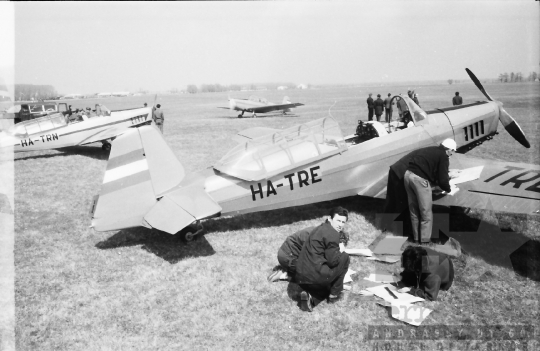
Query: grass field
12 82 540 350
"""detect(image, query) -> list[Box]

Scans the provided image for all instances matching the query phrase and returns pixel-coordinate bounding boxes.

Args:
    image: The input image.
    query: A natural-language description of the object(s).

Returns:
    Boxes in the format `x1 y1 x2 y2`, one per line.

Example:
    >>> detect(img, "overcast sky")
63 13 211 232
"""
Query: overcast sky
1 1 538 94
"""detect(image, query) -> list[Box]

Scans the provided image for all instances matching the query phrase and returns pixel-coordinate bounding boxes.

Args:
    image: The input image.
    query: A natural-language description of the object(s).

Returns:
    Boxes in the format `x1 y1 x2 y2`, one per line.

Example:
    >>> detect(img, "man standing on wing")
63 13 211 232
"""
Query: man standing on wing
403 139 456 244
294 207 350 312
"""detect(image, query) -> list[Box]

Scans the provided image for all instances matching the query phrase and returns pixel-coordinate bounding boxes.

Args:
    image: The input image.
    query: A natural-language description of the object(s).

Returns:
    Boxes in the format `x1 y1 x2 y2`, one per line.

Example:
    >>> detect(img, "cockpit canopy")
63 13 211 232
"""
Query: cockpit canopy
248 95 268 104
214 117 347 181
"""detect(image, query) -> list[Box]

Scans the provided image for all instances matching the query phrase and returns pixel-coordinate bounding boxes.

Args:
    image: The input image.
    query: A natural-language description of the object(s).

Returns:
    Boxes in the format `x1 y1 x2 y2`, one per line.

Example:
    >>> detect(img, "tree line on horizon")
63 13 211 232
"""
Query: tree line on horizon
185 82 303 94
14 84 58 101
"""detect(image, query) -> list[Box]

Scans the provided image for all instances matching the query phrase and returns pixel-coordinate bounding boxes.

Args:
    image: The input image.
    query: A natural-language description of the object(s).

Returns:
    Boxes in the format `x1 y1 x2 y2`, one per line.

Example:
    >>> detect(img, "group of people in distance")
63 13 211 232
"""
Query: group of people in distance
366 90 464 123
268 137 458 312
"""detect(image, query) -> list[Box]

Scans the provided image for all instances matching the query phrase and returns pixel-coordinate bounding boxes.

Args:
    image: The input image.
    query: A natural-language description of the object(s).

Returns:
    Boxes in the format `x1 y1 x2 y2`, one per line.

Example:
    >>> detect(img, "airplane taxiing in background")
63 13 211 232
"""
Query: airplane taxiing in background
90 69 537 242
0 105 154 152
219 95 304 118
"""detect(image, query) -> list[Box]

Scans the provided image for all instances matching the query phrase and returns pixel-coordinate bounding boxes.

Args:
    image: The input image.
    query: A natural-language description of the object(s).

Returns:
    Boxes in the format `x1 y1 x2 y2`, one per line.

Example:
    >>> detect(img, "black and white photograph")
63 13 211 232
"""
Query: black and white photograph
0 2 538 350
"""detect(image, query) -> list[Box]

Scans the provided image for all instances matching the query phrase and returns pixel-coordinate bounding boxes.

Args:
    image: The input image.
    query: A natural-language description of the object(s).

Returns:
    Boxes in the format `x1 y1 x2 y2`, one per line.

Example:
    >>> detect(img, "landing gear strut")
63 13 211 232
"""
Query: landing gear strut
238 111 245 118
175 221 204 243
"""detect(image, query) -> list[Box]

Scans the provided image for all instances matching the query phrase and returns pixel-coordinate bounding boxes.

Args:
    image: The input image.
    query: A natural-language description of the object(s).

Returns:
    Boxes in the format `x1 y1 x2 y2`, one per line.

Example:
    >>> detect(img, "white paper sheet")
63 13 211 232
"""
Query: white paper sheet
365 272 397 283
366 255 401 263
344 248 373 256
449 166 484 186
366 284 424 304
391 301 432 326
344 268 357 283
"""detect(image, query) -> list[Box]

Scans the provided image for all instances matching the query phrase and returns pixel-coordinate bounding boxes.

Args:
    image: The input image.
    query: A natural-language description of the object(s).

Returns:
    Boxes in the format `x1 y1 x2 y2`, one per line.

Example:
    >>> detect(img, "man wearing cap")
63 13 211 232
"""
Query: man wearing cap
374 94 385 122
402 139 456 244
153 104 165 133
366 93 374 121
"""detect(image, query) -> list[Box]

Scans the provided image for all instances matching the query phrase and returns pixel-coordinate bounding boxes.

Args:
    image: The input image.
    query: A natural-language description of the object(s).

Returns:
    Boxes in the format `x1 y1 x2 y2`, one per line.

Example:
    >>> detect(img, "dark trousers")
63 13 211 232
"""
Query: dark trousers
385 109 392 123
368 108 374 121
383 170 413 238
298 253 349 306
375 114 382 122
277 248 297 275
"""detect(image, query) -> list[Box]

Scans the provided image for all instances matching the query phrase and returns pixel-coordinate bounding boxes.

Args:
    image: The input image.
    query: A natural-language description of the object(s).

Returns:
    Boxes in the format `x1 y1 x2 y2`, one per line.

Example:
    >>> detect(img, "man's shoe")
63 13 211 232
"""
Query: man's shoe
300 291 313 312
267 269 283 282
328 294 341 304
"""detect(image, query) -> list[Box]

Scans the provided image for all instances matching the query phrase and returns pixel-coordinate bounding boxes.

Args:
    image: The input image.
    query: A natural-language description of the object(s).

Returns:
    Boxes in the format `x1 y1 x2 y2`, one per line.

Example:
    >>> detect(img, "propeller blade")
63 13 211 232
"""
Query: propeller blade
465 68 493 101
466 68 530 148
499 108 531 148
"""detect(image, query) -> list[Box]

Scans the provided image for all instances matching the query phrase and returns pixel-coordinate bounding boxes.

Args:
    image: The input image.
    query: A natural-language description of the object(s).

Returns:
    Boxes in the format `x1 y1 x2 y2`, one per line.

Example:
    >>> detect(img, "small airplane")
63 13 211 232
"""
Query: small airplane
0 104 154 152
90 69 537 242
219 95 304 118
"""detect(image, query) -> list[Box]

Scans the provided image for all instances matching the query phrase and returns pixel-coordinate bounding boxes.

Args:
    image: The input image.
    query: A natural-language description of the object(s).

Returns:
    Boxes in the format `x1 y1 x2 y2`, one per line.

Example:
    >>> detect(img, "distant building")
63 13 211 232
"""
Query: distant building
97 92 112 98
277 86 288 90
296 84 308 89
61 93 84 100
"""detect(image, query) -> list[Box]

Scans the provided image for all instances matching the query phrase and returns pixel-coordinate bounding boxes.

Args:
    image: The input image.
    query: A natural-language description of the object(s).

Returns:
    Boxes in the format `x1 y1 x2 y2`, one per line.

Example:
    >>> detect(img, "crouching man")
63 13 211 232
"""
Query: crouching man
294 207 350 312
396 246 454 301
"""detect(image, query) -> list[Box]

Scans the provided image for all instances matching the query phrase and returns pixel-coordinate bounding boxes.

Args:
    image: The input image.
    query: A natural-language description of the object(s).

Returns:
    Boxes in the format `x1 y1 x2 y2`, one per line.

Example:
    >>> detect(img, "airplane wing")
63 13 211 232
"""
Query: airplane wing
432 154 540 215
78 124 139 145
249 103 304 113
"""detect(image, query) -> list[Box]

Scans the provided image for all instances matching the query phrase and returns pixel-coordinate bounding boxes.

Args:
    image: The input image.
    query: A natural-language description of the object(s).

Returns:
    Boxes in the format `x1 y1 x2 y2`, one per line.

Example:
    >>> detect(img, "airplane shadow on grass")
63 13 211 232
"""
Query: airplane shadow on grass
371 203 540 282
95 227 216 264
15 145 109 161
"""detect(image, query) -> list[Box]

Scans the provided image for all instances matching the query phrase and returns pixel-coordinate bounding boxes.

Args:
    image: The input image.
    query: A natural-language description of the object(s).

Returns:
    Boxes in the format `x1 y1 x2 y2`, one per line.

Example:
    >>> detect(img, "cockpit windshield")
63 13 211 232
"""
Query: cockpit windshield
9 112 67 136
248 95 268 104
214 117 347 181
398 95 426 123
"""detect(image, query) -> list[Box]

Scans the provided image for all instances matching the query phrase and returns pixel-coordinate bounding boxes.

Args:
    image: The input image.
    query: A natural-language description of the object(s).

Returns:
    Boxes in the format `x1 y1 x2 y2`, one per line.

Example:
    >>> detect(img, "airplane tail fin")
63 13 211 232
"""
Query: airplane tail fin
91 125 185 232
91 125 222 235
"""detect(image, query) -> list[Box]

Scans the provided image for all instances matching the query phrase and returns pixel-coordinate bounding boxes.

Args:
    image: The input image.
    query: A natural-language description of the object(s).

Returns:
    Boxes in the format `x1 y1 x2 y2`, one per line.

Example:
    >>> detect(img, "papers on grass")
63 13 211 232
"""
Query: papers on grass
365 271 397 284
366 284 424 304
391 301 433 326
366 255 401 263
344 248 373 256
372 236 408 255
344 269 357 284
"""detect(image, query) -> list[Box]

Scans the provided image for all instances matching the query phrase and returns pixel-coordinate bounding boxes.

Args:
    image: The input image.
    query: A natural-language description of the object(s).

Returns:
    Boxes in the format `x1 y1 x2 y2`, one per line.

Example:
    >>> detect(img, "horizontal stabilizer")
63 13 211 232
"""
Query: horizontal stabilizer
144 181 222 234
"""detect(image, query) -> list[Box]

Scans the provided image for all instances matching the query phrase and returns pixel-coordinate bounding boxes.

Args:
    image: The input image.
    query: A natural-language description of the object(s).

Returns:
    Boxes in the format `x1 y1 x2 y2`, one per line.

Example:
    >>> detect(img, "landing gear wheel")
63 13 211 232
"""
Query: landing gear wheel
102 143 111 151
238 114 242 118
176 227 197 243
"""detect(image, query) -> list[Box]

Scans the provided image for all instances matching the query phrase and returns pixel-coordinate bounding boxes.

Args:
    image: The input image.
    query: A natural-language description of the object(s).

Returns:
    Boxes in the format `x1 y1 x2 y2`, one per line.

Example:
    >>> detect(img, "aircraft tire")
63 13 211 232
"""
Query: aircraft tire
102 143 111 151
176 227 198 243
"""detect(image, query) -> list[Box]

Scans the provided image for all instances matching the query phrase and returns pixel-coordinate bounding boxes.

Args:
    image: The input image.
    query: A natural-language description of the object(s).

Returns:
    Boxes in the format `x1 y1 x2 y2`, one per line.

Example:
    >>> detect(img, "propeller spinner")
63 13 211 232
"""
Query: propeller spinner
466 68 530 148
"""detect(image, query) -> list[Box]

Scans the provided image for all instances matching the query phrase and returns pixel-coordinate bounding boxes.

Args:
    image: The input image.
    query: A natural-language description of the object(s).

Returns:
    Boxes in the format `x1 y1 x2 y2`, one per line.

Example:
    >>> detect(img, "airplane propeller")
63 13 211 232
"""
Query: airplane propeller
466 68 530 148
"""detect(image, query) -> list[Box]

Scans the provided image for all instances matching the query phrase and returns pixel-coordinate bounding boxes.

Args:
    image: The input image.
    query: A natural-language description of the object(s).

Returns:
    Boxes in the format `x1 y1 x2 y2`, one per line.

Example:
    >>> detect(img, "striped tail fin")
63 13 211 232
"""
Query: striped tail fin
91 125 185 232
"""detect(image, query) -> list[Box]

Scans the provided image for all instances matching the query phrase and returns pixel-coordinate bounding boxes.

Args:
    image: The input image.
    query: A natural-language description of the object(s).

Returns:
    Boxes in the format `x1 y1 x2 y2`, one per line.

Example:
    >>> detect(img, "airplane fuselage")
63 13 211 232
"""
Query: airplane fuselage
1 107 153 152
201 101 502 216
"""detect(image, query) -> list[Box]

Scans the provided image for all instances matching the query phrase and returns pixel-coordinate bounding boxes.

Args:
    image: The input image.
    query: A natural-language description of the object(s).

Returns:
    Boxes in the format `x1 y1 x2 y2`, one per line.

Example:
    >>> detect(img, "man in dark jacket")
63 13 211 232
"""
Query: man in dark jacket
403 139 456 244
267 226 315 282
397 246 454 301
452 92 463 106
384 93 394 123
295 207 350 312
366 93 374 121
374 94 384 122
